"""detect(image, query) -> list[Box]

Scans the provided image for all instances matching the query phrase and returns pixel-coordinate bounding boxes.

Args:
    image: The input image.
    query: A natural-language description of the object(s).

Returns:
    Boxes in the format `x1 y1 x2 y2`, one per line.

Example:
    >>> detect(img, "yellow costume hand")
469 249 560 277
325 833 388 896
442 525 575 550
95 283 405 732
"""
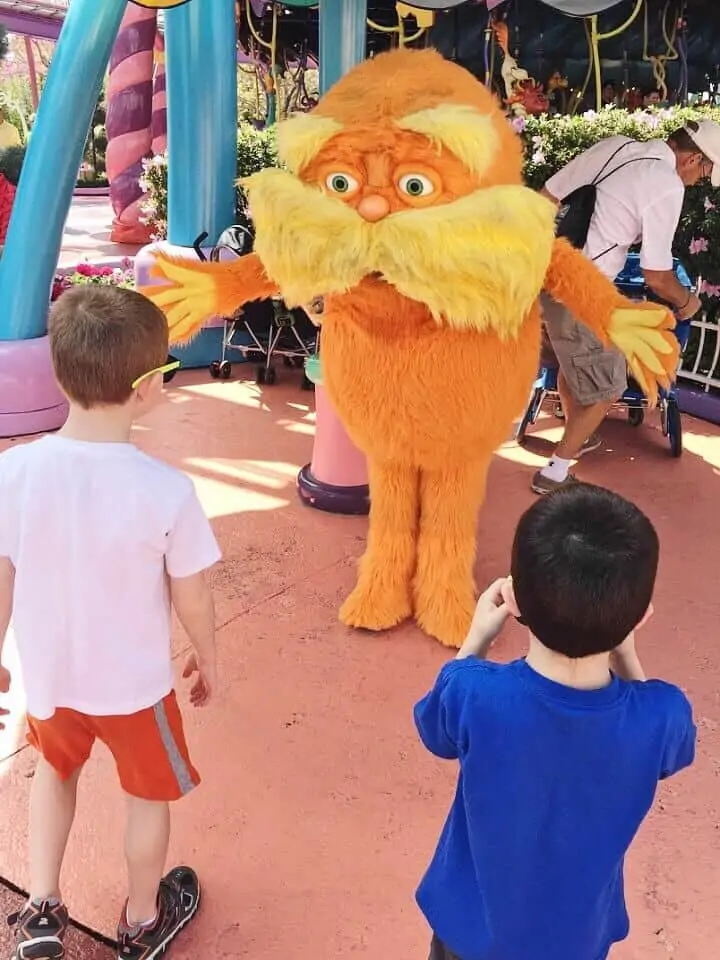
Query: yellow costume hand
607 305 679 406
138 251 280 345
137 254 226 343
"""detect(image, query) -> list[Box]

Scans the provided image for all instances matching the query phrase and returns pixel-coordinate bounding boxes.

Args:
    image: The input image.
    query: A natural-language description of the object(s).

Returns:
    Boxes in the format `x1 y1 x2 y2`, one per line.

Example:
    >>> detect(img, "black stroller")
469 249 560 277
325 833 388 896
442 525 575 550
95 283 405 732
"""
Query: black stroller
193 213 318 389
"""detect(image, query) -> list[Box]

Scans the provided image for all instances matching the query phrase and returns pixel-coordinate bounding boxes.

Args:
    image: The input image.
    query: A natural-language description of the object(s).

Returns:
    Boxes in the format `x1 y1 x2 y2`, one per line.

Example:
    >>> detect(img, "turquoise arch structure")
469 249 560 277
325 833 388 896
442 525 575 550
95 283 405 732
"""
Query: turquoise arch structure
0 0 368 437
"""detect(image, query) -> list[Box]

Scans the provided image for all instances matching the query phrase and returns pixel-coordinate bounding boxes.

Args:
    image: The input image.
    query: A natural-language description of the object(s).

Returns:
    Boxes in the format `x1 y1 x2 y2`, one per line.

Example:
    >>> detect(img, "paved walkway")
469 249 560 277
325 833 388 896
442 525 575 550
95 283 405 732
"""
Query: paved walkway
58 196 142 267
0 372 719 958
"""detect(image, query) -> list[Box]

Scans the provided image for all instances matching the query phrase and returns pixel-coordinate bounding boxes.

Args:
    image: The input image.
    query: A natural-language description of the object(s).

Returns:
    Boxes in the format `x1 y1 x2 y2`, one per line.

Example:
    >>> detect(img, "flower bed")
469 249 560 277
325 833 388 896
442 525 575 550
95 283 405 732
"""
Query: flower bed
140 123 278 240
51 260 135 302
0 172 16 245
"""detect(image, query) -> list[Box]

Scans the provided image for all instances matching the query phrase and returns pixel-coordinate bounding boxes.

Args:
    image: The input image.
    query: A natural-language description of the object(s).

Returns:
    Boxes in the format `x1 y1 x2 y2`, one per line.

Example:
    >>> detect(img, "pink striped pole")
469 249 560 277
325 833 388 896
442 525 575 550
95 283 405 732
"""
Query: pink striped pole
151 30 167 156
107 4 156 245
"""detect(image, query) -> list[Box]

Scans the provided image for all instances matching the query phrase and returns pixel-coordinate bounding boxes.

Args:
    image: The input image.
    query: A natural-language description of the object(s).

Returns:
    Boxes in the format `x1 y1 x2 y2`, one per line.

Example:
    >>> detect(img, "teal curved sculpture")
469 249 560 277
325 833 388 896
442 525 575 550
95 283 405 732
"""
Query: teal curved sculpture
0 0 368 438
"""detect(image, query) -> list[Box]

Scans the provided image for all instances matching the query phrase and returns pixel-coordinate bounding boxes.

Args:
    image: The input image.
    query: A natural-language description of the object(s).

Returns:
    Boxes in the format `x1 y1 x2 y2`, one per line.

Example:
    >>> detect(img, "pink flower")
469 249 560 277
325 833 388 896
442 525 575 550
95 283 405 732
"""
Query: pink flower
75 262 94 276
510 115 526 134
699 280 720 298
704 196 715 212
689 237 709 255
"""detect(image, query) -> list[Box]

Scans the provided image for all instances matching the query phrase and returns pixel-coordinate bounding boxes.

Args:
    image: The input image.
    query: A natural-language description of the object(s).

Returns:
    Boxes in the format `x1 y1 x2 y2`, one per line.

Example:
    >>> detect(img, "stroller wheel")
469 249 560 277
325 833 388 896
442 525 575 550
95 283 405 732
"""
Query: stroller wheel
553 401 565 420
265 367 277 385
301 374 315 391
209 361 221 380
256 367 266 385
628 406 644 427
219 361 232 380
667 399 682 458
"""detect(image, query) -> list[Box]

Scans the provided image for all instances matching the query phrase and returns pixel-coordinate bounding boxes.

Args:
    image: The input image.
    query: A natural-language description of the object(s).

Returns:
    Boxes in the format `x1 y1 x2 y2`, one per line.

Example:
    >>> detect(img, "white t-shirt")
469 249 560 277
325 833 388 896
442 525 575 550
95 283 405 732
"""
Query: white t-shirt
546 136 685 280
0 436 221 720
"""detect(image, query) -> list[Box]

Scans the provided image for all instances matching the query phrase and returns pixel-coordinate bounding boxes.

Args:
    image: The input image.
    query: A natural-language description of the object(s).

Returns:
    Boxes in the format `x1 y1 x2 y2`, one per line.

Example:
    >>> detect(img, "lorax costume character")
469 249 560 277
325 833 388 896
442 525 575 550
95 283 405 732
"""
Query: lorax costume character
142 48 678 648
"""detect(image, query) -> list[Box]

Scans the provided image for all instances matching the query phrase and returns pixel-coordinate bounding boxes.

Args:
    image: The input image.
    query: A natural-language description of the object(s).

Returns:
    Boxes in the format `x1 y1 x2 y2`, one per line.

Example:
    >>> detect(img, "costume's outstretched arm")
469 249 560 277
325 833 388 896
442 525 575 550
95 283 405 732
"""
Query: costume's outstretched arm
138 252 280 344
544 238 679 404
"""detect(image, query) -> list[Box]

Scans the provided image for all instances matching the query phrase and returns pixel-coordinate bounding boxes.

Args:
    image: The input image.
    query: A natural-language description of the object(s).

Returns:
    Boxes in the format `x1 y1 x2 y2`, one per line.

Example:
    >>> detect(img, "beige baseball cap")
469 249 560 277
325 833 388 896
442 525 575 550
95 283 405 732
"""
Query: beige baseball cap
685 119 720 187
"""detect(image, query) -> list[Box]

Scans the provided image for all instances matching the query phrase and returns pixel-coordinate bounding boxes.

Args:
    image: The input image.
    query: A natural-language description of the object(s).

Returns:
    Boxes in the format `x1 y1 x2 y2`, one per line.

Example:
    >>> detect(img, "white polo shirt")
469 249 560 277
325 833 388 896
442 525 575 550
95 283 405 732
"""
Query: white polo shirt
545 136 685 280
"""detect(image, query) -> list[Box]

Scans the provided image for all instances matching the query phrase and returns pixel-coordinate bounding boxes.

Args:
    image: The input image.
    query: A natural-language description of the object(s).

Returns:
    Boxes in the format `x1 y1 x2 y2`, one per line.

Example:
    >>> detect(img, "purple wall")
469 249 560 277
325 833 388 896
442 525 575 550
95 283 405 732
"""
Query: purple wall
0 11 62 42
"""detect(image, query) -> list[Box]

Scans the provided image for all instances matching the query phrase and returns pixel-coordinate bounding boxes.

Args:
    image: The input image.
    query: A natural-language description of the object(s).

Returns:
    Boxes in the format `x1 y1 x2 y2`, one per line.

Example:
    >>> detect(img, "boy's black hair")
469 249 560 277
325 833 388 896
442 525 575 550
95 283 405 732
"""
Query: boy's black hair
511 483 659 658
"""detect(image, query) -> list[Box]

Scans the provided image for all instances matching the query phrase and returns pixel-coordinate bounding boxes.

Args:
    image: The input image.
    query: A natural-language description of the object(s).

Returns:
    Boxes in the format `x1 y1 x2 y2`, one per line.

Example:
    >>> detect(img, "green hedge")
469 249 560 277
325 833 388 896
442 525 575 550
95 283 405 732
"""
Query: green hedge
0 145 25 186
140 123 278 239
140 107 720 315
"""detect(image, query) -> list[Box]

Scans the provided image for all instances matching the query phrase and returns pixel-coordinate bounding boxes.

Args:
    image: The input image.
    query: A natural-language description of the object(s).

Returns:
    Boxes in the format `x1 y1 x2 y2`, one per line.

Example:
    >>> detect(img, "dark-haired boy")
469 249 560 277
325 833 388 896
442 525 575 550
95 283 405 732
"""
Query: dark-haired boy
416 482 696 960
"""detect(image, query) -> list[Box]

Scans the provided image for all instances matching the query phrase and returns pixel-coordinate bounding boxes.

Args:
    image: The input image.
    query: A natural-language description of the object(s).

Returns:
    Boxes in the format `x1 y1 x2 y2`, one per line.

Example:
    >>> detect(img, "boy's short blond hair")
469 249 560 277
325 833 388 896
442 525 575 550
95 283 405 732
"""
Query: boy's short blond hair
48 286 169 409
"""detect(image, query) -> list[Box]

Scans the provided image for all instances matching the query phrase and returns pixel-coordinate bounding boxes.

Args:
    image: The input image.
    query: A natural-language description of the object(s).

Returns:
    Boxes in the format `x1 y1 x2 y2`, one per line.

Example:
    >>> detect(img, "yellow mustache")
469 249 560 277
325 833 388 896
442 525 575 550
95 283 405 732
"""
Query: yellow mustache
243 168 557 335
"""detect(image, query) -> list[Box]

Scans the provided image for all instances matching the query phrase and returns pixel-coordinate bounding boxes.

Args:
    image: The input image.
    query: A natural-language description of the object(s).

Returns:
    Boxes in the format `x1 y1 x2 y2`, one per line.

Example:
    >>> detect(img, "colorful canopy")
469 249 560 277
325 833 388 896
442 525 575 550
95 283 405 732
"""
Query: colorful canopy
486 0 630 10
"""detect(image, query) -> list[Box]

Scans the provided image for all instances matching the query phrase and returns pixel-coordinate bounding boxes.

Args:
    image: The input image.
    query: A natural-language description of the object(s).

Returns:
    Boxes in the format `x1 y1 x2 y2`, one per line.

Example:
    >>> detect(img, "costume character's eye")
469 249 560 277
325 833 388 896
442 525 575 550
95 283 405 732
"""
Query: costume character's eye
325 172 359 195
398 173 435 198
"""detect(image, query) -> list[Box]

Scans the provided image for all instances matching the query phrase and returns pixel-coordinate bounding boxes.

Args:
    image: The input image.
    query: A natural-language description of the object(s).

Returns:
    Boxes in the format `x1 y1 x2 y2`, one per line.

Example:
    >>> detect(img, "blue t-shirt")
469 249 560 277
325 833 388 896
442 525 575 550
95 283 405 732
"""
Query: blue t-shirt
415 658 696 960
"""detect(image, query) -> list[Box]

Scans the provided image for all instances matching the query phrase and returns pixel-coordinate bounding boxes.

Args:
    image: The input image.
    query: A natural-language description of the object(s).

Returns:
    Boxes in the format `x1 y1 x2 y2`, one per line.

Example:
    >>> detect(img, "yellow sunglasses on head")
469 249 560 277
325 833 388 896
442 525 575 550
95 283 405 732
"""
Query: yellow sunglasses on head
131 359 181 390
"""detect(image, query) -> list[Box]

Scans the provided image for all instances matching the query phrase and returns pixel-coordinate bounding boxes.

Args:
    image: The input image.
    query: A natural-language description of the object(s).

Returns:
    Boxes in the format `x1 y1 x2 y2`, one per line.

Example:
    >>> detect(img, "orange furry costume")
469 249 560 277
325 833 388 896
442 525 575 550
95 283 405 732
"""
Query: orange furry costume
141 49 678 648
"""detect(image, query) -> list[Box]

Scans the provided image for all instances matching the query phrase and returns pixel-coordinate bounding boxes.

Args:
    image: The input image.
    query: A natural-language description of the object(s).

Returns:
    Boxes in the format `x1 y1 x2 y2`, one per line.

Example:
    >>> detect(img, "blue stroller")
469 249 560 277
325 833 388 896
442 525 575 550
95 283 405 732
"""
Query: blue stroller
515 254 693 458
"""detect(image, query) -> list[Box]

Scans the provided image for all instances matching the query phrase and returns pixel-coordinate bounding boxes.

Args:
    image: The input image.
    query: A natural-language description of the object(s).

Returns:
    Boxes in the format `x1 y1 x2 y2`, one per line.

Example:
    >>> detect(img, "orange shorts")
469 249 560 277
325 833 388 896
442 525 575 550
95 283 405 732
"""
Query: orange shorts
26 691 200 802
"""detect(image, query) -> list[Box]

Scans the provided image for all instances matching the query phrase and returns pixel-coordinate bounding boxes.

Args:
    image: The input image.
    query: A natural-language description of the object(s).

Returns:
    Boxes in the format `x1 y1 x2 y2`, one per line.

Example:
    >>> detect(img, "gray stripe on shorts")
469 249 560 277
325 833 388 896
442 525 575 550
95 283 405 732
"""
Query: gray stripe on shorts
153 700 195 796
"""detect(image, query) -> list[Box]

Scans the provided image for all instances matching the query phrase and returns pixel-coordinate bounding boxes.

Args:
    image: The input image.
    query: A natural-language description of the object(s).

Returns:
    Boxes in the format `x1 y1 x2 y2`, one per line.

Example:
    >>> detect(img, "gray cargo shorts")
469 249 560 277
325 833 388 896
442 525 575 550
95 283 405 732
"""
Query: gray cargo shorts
541 292 627 407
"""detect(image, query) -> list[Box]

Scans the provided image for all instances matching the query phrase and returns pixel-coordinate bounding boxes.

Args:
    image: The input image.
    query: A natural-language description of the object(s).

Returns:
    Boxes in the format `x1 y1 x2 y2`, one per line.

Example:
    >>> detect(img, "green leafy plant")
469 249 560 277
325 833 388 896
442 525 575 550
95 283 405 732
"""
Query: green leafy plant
141 122 278 239
78 104 108 186
0 145 25 186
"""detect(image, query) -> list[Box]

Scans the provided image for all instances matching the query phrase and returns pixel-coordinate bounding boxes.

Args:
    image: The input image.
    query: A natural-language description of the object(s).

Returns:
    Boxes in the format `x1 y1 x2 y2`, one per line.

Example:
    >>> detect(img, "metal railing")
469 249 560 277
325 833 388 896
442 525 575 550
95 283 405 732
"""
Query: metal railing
677 313 720 392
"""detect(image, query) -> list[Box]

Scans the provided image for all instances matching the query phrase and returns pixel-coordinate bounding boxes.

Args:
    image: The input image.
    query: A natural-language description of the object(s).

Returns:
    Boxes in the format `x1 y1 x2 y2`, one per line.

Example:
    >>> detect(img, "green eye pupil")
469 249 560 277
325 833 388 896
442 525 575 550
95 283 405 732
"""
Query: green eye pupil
406 178 424 195
332 176 349 192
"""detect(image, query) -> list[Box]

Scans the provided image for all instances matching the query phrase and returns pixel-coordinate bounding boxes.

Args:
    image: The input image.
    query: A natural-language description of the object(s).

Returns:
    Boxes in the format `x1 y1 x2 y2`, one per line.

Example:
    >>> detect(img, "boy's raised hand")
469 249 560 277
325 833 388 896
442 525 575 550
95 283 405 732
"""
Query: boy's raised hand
457 579 512 660
182 652 216 707
0 664 11 731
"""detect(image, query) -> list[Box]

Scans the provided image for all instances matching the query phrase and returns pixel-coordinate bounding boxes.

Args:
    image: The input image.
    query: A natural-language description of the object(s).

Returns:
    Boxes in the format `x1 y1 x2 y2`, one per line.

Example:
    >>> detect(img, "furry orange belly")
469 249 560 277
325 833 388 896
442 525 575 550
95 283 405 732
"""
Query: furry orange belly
320 302 542 469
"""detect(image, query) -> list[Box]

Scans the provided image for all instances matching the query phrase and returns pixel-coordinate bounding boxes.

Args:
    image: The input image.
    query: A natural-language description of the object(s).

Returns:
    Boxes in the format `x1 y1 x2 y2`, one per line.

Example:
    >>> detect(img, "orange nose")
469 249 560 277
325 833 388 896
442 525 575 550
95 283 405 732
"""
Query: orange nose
357 194 391 222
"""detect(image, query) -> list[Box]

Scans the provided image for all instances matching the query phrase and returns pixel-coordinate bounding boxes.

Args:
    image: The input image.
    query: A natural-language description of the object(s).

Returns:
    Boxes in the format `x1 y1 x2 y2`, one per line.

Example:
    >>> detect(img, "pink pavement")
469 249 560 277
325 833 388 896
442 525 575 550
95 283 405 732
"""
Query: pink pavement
0 371 718 959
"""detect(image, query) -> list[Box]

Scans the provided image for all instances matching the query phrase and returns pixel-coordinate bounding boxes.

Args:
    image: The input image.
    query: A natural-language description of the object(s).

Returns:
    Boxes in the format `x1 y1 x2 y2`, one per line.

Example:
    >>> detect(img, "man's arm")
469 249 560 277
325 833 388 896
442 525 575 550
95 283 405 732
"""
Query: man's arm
640 188 701 319
643 269 701 319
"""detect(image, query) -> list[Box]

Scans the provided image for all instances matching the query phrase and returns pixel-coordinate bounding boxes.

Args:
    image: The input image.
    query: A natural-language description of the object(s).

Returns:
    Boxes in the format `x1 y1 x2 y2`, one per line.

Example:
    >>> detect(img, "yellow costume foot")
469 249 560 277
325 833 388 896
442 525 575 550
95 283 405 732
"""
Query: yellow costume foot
414 582 475 649
339 577 412 633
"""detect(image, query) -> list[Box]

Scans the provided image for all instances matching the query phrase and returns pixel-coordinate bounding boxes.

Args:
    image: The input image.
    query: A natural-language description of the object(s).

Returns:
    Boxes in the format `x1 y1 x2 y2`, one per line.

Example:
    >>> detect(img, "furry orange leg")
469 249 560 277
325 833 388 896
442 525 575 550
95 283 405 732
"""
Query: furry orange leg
339 460 419 632
413 457 491 649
